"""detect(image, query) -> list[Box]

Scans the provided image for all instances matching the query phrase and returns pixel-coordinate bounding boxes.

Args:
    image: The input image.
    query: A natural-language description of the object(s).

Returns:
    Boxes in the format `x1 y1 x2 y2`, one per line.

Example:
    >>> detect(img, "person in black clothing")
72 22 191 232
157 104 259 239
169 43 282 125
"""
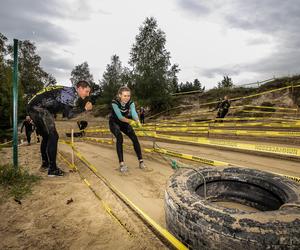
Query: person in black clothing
27 80 93 177
20 116 35 145
215 95 231 120
109 86 145 173
139 107 145 124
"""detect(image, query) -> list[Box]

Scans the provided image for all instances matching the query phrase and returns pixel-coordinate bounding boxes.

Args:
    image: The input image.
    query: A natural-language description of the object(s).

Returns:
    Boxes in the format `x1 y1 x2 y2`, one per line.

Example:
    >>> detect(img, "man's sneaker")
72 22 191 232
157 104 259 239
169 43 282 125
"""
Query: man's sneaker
39 162 49 172
48 168 65 177
119 164 128 173
139 161 146 169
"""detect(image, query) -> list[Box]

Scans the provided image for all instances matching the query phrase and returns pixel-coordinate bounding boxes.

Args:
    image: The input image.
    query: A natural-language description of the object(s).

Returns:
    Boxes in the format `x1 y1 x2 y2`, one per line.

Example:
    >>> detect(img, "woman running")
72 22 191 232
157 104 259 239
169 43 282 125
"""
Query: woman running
109 86 145 172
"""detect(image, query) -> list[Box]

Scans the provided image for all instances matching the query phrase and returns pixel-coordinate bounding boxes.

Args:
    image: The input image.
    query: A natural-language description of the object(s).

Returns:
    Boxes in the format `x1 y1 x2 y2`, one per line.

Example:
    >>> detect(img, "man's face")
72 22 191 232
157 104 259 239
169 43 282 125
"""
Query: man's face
77 86 91 99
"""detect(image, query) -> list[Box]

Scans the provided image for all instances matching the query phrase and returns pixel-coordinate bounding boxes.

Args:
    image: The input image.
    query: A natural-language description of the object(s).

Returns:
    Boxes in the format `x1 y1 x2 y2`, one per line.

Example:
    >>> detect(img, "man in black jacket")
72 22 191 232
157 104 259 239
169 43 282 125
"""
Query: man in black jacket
27 80 92 177
20 116 35 145
215 96 231 120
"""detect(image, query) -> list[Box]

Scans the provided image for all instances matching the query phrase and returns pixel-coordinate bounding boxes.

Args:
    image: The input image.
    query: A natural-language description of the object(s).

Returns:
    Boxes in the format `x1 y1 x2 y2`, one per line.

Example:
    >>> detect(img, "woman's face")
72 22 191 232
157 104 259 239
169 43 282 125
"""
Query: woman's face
119 91 131 103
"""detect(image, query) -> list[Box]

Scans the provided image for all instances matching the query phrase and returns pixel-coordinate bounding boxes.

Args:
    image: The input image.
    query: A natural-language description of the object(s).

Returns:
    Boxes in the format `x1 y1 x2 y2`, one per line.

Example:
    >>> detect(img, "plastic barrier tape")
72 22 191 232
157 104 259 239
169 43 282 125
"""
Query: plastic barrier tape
152 148 229 167
151 134 300 157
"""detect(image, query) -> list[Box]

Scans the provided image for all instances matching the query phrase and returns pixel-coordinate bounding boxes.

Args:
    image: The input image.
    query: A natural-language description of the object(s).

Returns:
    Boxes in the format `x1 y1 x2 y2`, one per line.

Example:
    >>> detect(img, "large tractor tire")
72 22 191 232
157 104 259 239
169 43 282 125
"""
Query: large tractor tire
165 167 300 249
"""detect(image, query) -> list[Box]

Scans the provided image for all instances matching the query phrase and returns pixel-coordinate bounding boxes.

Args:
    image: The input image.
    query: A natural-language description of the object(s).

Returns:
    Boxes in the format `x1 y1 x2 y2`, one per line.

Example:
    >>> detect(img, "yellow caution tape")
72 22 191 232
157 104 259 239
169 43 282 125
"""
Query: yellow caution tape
135 131 157 137
85 128 111 133
233 105 298 111
151 134 300 157
81 137 114 144
240 110 298 115
152 148 229 167
209 129 300 137
138 127 300 138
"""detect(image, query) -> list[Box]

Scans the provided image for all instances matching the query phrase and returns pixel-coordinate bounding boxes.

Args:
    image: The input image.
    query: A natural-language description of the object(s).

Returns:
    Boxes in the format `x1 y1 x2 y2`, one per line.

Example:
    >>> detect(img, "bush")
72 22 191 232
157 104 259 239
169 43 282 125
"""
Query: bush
0 164 40 201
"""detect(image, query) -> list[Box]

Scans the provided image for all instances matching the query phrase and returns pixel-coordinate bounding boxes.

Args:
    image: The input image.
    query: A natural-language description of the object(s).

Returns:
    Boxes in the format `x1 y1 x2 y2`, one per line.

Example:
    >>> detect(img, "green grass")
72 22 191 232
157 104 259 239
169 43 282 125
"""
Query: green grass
0 164 40 203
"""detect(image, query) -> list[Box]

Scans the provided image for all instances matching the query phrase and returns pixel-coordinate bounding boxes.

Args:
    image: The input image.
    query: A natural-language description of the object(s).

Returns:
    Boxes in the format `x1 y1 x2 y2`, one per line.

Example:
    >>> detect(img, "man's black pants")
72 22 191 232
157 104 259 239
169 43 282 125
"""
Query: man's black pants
29 107 59 170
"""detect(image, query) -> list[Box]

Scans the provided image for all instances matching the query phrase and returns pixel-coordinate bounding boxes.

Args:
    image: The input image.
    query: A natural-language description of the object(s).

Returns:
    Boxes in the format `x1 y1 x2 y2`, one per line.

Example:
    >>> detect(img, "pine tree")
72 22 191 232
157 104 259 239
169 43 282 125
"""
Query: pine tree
70 61 98 92
129 17 179 111
218 76 234 89
99 55 124 104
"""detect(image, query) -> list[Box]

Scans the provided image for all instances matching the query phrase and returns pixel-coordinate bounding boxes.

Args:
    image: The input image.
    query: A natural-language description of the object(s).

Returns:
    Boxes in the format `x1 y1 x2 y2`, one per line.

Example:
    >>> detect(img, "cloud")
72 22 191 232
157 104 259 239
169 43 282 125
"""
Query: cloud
0 0 95 44
176 0 300 82
0 0 98 83
223 0 300 78
200 65 242 79
175 0 211 17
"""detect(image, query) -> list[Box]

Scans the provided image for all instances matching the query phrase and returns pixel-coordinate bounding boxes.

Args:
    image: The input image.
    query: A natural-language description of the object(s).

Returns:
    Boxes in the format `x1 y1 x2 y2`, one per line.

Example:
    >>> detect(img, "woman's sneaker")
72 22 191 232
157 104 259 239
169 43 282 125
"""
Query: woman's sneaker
119 164 128 173
48 167 65 177
139 161 146 169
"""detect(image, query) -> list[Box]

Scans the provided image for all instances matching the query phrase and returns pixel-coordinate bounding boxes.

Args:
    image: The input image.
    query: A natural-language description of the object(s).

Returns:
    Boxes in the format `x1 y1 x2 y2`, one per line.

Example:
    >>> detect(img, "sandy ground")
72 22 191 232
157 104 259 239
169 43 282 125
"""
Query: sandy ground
0 144 167 250
1 118 300 249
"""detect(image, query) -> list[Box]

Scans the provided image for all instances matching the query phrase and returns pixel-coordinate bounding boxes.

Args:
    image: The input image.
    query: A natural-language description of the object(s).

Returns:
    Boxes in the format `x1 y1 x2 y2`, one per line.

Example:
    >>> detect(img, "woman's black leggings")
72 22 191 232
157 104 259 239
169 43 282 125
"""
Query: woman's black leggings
109 119 142 163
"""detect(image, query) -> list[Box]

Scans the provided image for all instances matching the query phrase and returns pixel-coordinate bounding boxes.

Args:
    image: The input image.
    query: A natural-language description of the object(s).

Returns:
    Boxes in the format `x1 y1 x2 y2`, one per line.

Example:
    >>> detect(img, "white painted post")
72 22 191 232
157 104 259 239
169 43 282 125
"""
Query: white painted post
71 129 74 167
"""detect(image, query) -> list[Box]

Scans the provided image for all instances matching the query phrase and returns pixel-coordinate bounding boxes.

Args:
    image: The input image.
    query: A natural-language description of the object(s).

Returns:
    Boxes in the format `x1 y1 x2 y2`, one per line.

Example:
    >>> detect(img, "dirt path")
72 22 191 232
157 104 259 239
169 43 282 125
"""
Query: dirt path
0 144 167 250
59 142 173 227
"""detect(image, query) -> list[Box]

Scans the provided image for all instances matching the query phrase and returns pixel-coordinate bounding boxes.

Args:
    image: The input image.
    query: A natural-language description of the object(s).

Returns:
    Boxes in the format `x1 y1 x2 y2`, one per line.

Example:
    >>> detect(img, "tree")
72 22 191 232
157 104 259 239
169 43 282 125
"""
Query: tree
168 64 180 93
218 76 234 89
0 33 12 128
99 55 124 104
9 40 47 97
129 17 179 111
1 36 55 129
178 78 205 92
70 61 99 92
193 78 205 91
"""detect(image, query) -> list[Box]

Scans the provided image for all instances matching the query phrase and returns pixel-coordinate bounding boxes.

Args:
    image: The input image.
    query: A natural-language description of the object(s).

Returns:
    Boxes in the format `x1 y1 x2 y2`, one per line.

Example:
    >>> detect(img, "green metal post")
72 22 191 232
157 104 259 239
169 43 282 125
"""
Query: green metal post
12 39 19 169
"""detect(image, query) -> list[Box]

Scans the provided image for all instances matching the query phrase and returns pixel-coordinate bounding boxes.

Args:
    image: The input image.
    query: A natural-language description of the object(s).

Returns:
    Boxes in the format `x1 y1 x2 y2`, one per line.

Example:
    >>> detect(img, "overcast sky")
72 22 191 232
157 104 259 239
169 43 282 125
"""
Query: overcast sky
1 0 299 89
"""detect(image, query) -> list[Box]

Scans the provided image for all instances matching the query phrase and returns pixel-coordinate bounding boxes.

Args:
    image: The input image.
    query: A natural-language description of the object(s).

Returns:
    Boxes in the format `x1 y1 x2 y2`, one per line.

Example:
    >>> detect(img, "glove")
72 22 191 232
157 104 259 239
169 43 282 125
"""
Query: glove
128 119 136 127
128 119 141 128
136 121 142 128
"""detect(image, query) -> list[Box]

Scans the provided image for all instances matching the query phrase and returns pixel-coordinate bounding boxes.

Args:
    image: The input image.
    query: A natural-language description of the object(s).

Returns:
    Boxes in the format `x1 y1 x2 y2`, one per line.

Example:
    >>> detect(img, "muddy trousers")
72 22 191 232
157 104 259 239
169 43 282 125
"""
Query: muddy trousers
109 119 142 163
28 107 59 170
